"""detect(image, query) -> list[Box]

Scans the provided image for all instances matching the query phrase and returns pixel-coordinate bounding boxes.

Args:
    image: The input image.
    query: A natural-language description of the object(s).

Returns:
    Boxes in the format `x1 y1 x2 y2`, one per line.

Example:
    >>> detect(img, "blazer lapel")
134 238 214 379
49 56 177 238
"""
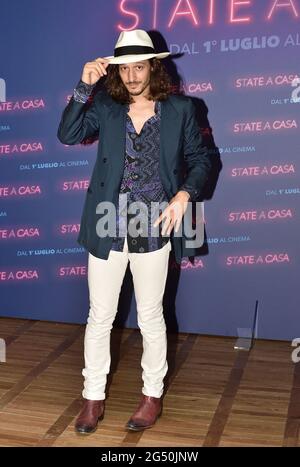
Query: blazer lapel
105 101 127 176
160 97 181 195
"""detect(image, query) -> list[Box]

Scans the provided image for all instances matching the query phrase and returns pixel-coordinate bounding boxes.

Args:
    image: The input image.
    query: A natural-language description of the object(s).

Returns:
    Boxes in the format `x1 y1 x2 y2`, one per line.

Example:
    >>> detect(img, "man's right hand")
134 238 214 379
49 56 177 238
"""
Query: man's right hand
81 58 110 85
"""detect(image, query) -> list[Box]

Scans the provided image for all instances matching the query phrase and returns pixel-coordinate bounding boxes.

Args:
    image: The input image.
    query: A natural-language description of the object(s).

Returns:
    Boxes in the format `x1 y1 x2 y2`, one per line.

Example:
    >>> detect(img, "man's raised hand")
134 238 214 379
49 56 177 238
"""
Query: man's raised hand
81 57 110 85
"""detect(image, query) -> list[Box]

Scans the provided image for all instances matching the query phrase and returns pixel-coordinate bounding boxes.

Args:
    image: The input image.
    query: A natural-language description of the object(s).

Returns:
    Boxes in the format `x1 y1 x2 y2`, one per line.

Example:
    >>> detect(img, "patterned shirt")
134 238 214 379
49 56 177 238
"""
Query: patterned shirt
73 79 196 253
110 99 171 253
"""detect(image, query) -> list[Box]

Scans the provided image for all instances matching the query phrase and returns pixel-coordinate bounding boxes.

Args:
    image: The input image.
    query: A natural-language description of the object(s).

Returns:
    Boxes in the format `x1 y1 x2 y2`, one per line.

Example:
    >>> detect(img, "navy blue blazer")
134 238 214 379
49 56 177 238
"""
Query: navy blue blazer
57 89 211 264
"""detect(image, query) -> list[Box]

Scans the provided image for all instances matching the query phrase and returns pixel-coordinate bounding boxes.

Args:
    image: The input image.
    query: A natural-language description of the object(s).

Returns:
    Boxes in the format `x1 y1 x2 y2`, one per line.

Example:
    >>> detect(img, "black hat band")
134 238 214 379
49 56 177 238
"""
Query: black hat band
114 45 156 57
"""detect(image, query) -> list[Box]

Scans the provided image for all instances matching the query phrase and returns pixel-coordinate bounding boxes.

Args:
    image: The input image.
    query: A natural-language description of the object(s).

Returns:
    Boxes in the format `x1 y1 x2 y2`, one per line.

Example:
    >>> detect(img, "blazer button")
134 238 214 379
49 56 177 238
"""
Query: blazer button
100 182 104 187
103 158 107 163
173 169 178 174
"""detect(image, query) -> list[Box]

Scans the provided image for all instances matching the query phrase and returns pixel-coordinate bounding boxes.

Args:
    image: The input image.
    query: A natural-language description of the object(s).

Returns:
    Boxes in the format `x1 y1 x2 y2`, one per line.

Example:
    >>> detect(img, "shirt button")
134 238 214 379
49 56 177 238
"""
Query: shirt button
173 169 178 174
100 182 104 187
103 158 107 163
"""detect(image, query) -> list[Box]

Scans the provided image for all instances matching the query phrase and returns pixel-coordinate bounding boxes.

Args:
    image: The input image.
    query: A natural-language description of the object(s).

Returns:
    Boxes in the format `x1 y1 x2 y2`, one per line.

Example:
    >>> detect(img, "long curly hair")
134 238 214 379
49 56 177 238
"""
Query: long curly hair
103 57 173 104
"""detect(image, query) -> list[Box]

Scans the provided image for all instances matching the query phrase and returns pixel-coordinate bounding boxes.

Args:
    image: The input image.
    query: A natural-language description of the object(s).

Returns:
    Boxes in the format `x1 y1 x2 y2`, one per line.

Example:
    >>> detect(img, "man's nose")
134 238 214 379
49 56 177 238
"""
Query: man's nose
128 69 136 82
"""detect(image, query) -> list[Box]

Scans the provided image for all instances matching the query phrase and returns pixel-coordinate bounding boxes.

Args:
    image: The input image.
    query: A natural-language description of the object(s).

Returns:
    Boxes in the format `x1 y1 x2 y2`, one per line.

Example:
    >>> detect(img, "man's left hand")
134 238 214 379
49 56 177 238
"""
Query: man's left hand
153 191 190 235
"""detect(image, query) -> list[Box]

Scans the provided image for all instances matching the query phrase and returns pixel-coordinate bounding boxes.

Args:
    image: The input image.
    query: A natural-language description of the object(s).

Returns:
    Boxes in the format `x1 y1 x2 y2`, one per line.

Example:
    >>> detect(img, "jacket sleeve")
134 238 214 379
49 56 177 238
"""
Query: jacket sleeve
57 80 101 145
178 98 212 201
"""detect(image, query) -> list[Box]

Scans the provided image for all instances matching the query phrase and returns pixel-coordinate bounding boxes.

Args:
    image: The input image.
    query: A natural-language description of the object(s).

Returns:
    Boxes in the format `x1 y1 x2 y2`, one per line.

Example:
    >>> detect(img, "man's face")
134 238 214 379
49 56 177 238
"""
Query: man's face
118 60 152 97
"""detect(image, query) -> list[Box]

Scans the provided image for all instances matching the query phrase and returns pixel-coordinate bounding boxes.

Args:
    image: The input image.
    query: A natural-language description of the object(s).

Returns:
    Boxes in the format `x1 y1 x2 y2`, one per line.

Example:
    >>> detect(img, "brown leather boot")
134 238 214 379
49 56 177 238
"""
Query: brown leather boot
75 399 105 434
125 395 162 431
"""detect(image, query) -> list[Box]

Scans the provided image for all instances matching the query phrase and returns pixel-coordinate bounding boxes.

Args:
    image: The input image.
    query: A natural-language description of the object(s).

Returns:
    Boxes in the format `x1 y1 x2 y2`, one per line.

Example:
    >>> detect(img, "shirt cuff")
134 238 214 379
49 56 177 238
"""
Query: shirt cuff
73 79 97 103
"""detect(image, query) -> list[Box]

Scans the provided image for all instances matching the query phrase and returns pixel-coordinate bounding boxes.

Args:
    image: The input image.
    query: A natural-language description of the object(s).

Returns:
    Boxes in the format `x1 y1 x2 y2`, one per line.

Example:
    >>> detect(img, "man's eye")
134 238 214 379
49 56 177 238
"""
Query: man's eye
120 66 143 71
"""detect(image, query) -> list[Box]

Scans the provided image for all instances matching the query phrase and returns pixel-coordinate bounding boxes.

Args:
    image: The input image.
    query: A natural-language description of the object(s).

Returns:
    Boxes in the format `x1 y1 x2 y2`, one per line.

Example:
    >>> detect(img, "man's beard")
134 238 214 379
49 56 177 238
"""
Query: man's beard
126 77 150 96
128 83 143 95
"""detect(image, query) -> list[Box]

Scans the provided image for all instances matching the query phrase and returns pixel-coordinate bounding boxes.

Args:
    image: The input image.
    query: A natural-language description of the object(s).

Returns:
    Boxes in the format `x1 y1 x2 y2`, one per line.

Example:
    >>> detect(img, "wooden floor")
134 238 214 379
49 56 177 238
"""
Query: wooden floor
0 317 299 447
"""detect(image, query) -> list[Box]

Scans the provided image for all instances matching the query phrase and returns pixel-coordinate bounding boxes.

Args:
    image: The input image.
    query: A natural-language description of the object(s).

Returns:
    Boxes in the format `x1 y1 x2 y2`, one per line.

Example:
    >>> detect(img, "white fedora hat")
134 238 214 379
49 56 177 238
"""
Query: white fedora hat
103 29 170 64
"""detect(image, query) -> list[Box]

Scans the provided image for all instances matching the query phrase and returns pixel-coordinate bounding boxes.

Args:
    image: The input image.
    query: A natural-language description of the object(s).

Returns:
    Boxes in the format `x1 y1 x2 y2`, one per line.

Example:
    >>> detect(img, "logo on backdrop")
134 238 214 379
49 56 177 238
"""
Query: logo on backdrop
116 0 300 29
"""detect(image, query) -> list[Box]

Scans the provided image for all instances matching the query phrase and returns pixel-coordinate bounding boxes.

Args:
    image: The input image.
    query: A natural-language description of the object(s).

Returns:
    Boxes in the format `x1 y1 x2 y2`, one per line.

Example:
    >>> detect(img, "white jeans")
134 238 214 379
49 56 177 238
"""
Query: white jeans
82 236 172 400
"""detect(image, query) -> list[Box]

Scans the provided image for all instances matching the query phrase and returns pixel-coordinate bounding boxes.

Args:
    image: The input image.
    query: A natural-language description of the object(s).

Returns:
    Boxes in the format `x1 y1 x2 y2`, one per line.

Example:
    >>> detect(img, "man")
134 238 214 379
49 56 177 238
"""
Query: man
57 29 211 434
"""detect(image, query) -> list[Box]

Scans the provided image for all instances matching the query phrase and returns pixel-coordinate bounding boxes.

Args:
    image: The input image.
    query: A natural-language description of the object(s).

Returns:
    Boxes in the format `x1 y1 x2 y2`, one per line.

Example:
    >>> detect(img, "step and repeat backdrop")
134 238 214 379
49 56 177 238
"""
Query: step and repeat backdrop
0 1 299 340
